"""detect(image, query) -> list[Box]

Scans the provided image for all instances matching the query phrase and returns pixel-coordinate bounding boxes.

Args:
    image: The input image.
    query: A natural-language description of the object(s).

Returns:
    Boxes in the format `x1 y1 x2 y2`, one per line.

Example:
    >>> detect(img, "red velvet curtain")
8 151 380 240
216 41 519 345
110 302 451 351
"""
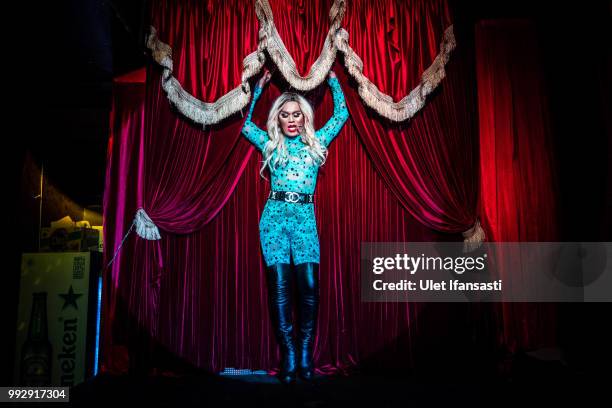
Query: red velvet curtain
476 20 559 351
342 1 479 235
103 72 146 372
102 1 555 376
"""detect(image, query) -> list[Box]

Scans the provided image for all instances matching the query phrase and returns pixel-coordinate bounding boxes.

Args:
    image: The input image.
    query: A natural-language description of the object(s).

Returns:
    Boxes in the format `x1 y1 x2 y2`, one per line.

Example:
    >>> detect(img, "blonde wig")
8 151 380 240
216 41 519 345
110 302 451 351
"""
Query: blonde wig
259 93 328 179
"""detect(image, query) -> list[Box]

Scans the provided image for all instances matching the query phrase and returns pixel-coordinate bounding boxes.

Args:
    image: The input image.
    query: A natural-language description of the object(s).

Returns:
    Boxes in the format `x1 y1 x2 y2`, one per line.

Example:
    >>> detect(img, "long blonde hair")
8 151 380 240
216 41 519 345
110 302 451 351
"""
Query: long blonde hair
259 93 328 179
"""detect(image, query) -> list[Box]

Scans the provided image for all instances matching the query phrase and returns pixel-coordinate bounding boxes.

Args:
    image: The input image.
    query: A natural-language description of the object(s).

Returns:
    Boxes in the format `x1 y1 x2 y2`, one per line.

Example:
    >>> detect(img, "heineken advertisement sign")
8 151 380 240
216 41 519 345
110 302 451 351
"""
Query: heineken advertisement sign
15 252 101 387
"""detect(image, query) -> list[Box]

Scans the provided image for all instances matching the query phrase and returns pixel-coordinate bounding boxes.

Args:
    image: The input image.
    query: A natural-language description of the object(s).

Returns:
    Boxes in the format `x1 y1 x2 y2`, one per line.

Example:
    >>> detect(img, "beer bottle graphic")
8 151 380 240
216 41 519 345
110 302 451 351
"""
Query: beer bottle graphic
20 292 52 385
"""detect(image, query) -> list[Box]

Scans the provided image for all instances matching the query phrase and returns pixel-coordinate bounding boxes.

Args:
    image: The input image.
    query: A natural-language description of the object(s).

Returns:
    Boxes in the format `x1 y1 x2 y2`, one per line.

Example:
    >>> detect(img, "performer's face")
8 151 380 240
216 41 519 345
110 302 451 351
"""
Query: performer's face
278 101 304 137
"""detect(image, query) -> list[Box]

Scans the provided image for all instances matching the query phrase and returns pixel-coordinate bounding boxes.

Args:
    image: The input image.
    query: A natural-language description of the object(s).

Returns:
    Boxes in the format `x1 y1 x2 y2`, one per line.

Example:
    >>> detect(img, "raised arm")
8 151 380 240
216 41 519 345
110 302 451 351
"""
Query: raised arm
241 71 271 152
316 73 349 147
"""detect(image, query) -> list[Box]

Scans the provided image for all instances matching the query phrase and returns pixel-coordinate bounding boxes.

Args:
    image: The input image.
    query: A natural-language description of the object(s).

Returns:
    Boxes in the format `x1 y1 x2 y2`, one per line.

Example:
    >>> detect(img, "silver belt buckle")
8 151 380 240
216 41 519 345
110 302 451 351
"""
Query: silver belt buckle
285 191 300 203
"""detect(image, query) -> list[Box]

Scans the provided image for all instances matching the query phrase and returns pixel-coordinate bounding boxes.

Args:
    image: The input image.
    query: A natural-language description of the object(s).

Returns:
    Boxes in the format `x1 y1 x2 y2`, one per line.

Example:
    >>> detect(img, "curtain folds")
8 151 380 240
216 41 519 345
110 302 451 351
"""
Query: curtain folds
341 36 481 245
475 20 559 352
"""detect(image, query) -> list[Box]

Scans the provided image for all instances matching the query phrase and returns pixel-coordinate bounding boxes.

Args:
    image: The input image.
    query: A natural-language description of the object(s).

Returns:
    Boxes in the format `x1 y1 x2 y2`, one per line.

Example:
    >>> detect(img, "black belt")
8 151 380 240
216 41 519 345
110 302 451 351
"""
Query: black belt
268 190 314 204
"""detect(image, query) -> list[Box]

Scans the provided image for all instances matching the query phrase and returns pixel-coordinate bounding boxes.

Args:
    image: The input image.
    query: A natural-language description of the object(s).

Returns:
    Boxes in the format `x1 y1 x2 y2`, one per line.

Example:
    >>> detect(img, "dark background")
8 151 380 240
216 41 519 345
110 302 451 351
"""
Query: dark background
3 0 610 385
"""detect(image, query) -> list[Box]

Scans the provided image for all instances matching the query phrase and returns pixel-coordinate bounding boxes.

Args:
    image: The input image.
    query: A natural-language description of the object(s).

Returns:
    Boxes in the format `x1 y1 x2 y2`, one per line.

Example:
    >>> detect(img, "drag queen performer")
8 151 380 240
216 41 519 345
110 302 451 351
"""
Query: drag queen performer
241 68 349 384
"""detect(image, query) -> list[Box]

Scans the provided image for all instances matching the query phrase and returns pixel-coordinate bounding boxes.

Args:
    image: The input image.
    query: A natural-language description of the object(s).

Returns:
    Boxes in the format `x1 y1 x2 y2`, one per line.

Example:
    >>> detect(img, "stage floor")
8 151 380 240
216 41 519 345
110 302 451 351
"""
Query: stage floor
66 356 606 407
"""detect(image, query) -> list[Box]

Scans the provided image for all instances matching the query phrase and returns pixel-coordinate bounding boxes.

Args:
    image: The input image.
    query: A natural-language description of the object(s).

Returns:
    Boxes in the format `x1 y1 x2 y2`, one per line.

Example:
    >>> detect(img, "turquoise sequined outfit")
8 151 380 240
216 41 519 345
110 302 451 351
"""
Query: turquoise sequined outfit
241 77 349 266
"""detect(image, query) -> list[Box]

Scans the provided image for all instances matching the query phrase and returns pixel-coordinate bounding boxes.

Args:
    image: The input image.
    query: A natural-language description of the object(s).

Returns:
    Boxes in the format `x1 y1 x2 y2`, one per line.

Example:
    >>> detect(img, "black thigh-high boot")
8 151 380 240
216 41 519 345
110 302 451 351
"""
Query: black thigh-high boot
295 262 319 381
266 263 297 384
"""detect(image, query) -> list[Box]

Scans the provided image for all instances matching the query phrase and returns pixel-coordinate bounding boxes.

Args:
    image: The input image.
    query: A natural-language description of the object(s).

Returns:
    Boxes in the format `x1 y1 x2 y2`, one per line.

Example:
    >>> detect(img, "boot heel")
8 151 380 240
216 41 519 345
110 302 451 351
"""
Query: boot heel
278 339 297 384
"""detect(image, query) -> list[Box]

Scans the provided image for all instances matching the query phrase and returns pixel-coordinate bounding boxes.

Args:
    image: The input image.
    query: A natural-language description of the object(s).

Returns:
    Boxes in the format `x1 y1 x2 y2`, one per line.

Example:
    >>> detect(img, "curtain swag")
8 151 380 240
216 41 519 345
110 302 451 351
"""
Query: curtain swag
145 0 456 125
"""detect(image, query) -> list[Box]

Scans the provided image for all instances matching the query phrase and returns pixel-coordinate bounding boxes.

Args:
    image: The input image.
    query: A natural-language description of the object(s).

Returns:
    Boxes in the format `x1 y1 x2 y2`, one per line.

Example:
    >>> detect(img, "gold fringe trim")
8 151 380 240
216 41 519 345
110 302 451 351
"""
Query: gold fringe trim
254 0 346 91
146 27 263 127
146 2 455 125
335 25 456 122
462 218 486 253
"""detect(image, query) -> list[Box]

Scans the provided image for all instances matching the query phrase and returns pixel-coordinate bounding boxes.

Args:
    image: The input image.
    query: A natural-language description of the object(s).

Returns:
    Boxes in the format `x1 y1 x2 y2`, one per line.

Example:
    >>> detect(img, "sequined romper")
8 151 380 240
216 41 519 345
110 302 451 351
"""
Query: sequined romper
241 77 349 266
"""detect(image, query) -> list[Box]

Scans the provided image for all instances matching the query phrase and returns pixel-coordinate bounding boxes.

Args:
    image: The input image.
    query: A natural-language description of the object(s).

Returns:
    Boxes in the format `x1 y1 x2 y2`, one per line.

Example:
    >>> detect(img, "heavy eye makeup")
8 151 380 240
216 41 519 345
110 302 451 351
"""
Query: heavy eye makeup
279 111 303 119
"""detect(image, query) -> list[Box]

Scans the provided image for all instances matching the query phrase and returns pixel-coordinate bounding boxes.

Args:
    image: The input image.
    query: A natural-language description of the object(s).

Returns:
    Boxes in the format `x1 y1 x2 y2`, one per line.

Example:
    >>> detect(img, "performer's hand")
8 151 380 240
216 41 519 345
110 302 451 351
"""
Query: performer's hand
257 69 272 88
328 70 337 79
